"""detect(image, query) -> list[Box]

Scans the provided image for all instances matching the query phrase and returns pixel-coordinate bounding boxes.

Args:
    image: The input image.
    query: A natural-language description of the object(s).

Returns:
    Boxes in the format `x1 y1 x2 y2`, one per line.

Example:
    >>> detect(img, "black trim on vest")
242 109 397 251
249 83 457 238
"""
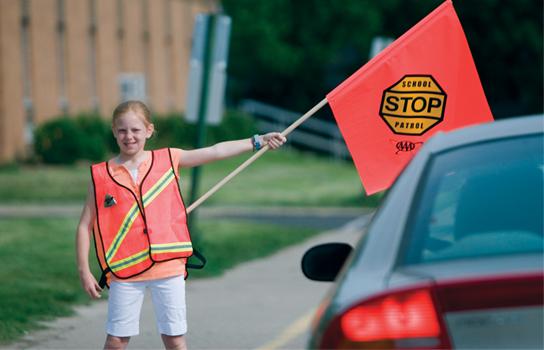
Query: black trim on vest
138 150 154 232
103 152 155 273
90 165 116 288
91 161 155 283
167 148 207 271
186 249 207 270
98 267 111 289
105 151 154 233
91 149 204 284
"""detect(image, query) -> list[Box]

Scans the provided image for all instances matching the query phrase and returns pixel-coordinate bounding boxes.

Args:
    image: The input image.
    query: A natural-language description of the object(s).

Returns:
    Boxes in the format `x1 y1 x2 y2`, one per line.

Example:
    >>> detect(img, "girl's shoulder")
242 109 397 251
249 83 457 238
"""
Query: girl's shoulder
168 148 183 171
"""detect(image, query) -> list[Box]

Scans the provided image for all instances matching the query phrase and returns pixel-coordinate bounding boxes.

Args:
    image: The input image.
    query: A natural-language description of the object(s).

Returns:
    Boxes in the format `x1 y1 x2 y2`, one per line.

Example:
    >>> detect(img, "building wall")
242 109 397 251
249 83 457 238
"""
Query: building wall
0 1 25 161
65 0 94 114
95 0 119 118
30 0 61 124
0 0 218 163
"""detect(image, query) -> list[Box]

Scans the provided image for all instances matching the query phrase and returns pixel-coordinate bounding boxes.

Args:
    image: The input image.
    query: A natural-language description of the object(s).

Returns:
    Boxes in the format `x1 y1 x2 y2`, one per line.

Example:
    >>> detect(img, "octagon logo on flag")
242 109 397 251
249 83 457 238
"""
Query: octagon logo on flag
379 75 447 135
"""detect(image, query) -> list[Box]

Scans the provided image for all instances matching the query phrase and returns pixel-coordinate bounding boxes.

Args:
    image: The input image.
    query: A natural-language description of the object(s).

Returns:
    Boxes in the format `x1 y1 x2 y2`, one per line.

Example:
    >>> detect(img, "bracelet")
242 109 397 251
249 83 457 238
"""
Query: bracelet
252 134 262 151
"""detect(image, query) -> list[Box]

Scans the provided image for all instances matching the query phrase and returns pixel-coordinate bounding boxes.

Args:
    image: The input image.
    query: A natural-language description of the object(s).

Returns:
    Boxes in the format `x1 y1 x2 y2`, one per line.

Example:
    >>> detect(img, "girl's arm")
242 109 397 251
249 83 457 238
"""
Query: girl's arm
76 183 102 299
178 132 286 168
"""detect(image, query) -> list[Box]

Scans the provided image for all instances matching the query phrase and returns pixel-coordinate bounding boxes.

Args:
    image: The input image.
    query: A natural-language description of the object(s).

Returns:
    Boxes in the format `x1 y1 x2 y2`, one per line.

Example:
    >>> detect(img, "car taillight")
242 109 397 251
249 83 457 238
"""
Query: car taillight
319 287 451 349
317 274 543 349
342 289 440 341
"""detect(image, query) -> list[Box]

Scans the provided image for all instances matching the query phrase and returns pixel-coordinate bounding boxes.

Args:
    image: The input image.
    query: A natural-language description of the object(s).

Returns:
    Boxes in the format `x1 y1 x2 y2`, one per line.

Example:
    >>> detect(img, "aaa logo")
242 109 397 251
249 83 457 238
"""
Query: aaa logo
379 75 446 135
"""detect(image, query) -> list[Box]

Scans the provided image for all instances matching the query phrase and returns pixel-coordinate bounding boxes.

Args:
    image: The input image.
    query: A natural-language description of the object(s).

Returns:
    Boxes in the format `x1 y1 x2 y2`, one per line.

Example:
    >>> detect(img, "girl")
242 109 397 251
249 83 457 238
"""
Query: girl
76 100 286 350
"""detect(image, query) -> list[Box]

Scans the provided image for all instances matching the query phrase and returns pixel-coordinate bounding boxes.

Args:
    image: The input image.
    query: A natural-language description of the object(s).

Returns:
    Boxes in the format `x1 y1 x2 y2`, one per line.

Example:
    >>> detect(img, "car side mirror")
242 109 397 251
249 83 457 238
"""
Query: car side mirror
301 243 353 282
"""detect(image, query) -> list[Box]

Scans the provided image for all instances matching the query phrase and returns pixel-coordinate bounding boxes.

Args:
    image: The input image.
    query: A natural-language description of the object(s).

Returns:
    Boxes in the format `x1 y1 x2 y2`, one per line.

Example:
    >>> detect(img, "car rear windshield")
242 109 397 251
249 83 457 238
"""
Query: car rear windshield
402 134 544 265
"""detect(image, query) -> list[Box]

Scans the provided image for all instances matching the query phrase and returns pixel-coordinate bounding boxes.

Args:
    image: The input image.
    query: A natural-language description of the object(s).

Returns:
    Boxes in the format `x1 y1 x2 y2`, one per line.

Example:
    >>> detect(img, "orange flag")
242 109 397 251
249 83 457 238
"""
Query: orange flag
327 0 493 195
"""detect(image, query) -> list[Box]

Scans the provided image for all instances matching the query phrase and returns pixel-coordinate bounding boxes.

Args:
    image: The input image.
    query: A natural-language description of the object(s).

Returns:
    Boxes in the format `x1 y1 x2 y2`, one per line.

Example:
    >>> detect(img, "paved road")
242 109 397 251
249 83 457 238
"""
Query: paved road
2 213 371 350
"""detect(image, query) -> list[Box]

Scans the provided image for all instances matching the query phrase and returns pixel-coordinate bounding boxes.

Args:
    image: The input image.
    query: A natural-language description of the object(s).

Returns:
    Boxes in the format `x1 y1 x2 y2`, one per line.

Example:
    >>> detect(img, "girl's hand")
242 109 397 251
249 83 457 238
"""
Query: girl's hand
79 271 103 299
262 132 287 150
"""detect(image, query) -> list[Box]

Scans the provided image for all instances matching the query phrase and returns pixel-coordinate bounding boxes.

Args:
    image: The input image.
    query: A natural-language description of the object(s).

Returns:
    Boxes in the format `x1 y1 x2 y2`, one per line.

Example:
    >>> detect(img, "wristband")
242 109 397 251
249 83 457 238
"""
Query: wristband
252 134 262 151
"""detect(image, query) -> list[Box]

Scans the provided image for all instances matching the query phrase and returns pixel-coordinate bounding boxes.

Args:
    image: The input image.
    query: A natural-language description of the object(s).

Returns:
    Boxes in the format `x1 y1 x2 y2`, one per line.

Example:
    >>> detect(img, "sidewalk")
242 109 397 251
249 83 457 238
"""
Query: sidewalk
1 213 372 350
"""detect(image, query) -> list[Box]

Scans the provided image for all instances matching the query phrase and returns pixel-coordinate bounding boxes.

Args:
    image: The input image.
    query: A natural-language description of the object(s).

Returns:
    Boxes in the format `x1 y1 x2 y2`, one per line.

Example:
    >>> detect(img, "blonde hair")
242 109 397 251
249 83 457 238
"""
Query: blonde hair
112 100 153 127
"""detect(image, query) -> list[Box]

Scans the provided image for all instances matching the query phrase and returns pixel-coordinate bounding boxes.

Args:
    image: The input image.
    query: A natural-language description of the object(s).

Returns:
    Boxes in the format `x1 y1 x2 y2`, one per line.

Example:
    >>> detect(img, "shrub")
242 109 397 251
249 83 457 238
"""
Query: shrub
148 109 258 150
34 114 115 164
34 117 84 165
33 108 259 164
147 113 197 150
208 109 259 143
75 113 112 161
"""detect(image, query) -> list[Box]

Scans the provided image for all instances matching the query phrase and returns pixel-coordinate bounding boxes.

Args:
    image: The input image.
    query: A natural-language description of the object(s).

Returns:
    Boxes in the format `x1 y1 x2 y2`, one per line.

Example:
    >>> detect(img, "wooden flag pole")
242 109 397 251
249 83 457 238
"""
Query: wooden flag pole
186 97 329 214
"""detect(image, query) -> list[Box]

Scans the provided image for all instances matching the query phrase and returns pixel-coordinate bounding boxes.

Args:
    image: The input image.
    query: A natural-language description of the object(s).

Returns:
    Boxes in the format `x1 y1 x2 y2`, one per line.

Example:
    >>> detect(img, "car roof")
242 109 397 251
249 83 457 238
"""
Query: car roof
423 115 544 154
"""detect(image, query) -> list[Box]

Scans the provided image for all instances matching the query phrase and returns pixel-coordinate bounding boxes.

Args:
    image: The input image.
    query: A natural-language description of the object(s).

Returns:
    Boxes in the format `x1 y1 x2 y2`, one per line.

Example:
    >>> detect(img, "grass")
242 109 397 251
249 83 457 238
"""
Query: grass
0 149 382 207
188 150 380 207
0 218 91 342
0 217 320 344
0 164 89 203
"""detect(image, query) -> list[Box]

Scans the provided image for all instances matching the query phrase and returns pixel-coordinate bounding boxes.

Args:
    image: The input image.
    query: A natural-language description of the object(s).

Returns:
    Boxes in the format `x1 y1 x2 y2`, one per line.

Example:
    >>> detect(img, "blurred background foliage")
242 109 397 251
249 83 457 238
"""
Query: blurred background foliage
222 0 543 119
33 110 257 165
31 0 543 165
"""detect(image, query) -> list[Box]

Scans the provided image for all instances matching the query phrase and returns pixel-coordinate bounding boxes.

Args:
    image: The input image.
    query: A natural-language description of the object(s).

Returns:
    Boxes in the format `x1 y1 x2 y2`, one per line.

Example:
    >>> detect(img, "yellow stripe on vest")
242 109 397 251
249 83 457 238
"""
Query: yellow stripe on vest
106 203 140 262
143 169 175 207
151 242 193 255
109 249 149 272
105 169 176 263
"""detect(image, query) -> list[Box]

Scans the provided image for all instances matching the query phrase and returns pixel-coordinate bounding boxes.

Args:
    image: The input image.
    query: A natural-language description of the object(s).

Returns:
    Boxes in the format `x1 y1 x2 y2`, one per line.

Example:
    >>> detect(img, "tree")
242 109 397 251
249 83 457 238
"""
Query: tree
222 0 543 118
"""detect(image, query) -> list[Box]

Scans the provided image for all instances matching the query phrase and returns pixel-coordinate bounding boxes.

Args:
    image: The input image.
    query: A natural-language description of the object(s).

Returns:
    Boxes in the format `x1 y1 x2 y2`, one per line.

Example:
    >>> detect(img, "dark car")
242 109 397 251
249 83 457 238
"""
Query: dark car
302 115 544 349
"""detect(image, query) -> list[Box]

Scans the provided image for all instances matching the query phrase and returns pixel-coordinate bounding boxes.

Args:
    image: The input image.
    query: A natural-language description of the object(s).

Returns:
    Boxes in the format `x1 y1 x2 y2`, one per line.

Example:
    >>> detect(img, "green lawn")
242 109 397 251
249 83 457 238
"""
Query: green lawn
0 149 381 207
0 164 89 203
0 218 90 342
189 150 379 207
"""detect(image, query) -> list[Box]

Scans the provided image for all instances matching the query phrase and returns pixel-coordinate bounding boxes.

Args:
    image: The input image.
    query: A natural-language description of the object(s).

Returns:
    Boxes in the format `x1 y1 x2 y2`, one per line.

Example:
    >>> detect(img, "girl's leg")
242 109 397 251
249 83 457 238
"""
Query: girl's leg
161 334 187 350
104 335 130 350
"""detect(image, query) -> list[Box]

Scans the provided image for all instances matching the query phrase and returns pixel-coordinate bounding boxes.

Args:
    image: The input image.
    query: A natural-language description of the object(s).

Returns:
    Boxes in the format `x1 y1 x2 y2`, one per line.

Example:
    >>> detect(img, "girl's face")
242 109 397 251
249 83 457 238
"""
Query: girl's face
112 110 154 158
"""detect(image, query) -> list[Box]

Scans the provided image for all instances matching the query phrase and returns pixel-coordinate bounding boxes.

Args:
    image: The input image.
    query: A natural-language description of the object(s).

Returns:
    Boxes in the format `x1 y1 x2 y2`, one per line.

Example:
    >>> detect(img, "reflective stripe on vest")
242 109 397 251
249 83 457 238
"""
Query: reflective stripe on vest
105 168 176 262
91 148 193 280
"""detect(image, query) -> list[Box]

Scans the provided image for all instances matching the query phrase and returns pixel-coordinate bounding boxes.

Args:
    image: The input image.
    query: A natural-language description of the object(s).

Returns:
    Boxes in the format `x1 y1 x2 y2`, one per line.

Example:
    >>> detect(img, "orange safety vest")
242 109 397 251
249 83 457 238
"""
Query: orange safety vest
91 148 195 286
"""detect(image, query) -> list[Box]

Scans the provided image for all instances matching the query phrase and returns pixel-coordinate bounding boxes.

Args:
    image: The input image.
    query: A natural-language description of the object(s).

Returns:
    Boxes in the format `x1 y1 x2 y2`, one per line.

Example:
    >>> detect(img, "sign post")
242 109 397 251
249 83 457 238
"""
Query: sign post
185 13 231 224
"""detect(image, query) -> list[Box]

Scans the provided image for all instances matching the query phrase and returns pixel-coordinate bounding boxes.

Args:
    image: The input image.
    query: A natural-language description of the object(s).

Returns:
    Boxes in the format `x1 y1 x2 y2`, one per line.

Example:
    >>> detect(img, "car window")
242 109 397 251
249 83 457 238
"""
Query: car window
402 134 544 265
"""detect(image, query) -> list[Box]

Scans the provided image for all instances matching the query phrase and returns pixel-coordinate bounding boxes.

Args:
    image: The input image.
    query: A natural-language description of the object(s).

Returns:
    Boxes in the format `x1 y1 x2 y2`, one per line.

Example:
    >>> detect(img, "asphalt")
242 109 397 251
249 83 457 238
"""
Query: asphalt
0 205 373 350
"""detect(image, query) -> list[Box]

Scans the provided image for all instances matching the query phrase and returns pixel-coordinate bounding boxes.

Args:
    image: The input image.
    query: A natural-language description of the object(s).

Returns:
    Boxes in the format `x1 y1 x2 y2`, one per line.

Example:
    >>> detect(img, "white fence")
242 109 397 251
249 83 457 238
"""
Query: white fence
239 99 350 159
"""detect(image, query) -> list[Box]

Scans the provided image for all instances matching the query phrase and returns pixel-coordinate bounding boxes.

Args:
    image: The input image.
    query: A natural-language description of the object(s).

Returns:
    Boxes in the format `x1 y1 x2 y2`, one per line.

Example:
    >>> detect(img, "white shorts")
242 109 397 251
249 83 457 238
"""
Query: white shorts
106 276 187 337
